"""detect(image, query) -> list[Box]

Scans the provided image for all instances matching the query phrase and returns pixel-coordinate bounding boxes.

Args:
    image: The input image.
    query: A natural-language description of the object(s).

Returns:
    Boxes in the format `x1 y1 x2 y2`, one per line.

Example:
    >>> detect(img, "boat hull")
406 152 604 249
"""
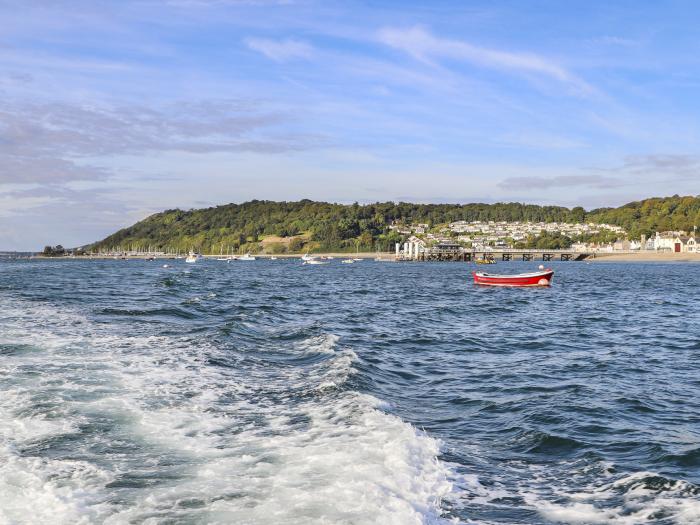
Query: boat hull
472 270 554 287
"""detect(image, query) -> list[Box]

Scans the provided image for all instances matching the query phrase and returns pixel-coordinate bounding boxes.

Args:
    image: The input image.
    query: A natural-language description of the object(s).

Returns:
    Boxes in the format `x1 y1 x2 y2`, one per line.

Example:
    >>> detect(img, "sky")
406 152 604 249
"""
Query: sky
1 0 700 250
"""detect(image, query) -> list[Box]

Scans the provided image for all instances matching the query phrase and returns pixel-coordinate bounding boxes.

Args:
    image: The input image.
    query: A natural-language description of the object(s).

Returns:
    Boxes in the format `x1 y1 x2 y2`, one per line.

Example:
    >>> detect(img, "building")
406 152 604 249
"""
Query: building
674 235 696 253
653 232 681 251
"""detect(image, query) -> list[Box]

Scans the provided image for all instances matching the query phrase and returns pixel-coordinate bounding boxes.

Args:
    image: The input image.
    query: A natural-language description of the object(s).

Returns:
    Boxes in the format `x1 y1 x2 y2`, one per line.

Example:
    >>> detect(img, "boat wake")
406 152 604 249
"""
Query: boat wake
0 296 454 524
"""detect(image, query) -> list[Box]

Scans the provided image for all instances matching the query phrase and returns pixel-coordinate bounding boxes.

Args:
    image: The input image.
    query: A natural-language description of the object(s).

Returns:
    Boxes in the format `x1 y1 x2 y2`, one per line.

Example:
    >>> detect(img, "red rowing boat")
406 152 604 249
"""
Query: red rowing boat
472 269 554 287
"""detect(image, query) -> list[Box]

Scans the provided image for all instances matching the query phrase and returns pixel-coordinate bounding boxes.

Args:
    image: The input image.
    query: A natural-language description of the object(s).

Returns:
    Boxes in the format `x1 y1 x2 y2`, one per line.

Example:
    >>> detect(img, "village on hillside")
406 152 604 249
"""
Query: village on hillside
390 220 699 254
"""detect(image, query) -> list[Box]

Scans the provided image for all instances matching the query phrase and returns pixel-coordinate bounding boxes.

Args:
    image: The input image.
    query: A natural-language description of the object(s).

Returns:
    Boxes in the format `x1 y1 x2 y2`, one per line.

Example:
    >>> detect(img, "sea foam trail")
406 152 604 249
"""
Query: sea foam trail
525 471 700 525
0 297 454 524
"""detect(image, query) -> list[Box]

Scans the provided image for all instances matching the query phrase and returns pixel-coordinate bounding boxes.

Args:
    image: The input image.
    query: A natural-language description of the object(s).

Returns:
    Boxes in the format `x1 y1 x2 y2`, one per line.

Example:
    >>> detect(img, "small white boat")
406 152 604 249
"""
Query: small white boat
238 253 256 261
303 259 327 265
352 258 362 262
185 253 198 263
301 253 316 262
270 256 278 260
341 259 355 264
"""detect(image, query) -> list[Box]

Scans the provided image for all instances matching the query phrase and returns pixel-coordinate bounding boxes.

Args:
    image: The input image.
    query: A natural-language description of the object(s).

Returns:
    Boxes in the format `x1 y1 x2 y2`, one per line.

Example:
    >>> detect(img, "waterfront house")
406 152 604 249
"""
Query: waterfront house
613 239 631 251
653 232 684 251
673 235 696 253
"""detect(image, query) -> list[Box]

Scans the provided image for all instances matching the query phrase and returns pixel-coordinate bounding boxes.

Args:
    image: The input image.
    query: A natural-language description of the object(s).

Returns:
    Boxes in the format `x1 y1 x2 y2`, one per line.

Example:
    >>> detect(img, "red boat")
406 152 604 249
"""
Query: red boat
472 268 554 287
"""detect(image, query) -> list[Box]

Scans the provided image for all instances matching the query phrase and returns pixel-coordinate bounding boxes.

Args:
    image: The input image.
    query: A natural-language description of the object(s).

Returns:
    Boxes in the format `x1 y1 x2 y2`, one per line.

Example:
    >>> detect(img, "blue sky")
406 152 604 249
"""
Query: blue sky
1 0 700 249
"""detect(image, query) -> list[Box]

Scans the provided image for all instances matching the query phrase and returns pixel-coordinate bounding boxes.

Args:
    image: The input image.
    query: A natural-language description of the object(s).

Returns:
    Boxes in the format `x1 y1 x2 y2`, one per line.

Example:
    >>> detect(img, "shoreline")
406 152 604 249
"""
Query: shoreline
30 252 393 260
588 252 700 263
26 252 700 263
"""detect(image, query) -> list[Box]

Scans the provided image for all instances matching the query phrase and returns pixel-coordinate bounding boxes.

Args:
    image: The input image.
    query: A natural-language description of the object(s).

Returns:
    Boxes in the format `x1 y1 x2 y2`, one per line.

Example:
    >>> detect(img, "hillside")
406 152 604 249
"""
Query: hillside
87 196 700 254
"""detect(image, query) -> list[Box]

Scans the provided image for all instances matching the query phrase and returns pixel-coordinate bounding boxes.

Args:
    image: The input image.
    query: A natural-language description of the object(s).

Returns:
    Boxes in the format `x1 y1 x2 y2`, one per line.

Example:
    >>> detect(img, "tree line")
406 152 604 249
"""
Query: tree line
84 196 700 254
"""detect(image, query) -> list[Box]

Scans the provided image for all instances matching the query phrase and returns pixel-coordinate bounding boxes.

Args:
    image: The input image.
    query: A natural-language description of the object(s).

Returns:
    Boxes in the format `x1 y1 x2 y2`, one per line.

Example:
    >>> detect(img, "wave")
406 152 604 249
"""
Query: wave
525 471 700 524
0 296 455 524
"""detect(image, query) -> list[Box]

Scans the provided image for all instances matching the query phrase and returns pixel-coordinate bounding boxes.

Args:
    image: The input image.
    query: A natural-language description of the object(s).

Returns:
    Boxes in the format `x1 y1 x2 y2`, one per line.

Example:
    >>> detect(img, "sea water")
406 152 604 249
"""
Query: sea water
0 258 698 524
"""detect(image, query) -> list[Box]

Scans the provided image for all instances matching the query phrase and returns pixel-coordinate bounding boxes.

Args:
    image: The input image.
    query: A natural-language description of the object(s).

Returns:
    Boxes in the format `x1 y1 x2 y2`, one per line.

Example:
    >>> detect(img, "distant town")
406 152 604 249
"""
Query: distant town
391 220 697 254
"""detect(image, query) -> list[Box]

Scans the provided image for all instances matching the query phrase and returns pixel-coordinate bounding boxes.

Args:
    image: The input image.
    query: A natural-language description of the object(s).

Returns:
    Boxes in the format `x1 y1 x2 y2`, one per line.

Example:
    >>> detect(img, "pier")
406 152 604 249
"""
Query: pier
395 242 591 262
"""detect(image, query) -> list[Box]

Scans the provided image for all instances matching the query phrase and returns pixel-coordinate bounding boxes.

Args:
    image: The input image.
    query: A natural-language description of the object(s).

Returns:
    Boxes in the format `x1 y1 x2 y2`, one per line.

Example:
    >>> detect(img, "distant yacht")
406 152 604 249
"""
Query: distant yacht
341 259 354 264
238 253 256 261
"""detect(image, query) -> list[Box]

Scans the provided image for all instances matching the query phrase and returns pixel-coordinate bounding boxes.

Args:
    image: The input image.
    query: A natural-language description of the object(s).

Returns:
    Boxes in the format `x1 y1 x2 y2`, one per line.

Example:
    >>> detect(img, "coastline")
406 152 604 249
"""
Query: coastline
27 252 700 263
30 252 394 260
588 252 700 263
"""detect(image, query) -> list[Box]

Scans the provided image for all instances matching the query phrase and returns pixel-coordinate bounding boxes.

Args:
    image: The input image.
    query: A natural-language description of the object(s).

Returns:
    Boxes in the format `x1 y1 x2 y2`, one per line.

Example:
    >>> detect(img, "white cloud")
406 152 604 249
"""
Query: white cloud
245 37 313 61
378 26 592 94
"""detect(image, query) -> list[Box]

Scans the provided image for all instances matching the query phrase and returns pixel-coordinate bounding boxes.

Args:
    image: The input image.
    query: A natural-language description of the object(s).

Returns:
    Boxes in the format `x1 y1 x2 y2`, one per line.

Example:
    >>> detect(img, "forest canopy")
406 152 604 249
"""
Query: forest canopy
86 196 700 254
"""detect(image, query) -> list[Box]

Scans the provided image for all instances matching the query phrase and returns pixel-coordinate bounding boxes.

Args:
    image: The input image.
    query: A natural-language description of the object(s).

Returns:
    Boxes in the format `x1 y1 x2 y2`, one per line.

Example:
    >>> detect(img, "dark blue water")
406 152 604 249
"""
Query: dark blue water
1 258 699 524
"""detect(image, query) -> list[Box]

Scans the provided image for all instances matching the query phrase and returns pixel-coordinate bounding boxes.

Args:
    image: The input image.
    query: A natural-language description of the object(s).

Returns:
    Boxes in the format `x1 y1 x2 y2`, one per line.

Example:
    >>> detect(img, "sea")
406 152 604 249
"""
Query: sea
1 258 699 525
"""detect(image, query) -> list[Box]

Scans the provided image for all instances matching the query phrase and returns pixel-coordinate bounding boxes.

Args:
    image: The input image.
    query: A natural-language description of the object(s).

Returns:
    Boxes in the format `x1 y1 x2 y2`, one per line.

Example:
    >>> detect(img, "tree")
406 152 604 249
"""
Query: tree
288 237 305 253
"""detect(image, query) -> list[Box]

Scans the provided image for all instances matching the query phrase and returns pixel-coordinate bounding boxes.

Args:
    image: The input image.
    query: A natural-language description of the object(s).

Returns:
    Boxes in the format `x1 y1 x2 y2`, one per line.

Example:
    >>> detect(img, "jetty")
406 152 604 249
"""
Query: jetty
395 242 592 262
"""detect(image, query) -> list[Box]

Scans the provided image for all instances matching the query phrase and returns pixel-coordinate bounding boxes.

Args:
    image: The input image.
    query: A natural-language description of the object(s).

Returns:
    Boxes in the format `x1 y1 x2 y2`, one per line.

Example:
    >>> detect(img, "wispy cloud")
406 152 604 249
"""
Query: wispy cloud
498 174 619 190
245 37 313 61
618 154 700 174
0 99 325 186
164 0 294 6
590 154 700 182
591 36 639 47
378 26 592 94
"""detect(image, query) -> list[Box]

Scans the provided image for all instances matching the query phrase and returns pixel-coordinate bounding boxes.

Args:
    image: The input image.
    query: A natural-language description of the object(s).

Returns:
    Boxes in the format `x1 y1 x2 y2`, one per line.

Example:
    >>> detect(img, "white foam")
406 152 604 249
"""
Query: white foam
0 296 455 524
523 469 700 525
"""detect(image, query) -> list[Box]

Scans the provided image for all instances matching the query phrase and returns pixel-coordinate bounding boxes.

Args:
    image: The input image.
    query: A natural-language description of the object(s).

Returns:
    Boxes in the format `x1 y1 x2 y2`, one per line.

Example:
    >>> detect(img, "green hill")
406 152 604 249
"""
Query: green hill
86 196 700 254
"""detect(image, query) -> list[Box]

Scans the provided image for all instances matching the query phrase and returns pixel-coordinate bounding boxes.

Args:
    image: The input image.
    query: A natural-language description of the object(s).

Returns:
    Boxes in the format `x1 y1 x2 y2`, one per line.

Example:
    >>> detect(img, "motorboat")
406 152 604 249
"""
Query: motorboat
301 253 316 262
472 268 554 287
238 253 256 261
341 259 355 264
303 259 327 265
185 252 200 263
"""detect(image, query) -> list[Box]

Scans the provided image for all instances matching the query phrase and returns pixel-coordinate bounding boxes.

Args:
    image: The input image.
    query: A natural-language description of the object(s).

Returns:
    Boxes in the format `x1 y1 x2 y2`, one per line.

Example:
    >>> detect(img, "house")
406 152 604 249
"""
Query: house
613 239 631 251
653 232 682 251
673 235 696 253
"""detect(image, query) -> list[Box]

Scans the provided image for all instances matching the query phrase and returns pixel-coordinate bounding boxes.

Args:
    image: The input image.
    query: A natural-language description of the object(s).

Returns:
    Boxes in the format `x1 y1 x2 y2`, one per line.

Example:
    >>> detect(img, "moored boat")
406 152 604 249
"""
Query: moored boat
472 269 554 287
185 251 201 263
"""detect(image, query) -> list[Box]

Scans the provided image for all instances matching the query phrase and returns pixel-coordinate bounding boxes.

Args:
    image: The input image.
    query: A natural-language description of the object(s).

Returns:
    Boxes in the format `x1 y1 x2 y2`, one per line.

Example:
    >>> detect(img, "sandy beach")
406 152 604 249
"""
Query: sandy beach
589 252 700 263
